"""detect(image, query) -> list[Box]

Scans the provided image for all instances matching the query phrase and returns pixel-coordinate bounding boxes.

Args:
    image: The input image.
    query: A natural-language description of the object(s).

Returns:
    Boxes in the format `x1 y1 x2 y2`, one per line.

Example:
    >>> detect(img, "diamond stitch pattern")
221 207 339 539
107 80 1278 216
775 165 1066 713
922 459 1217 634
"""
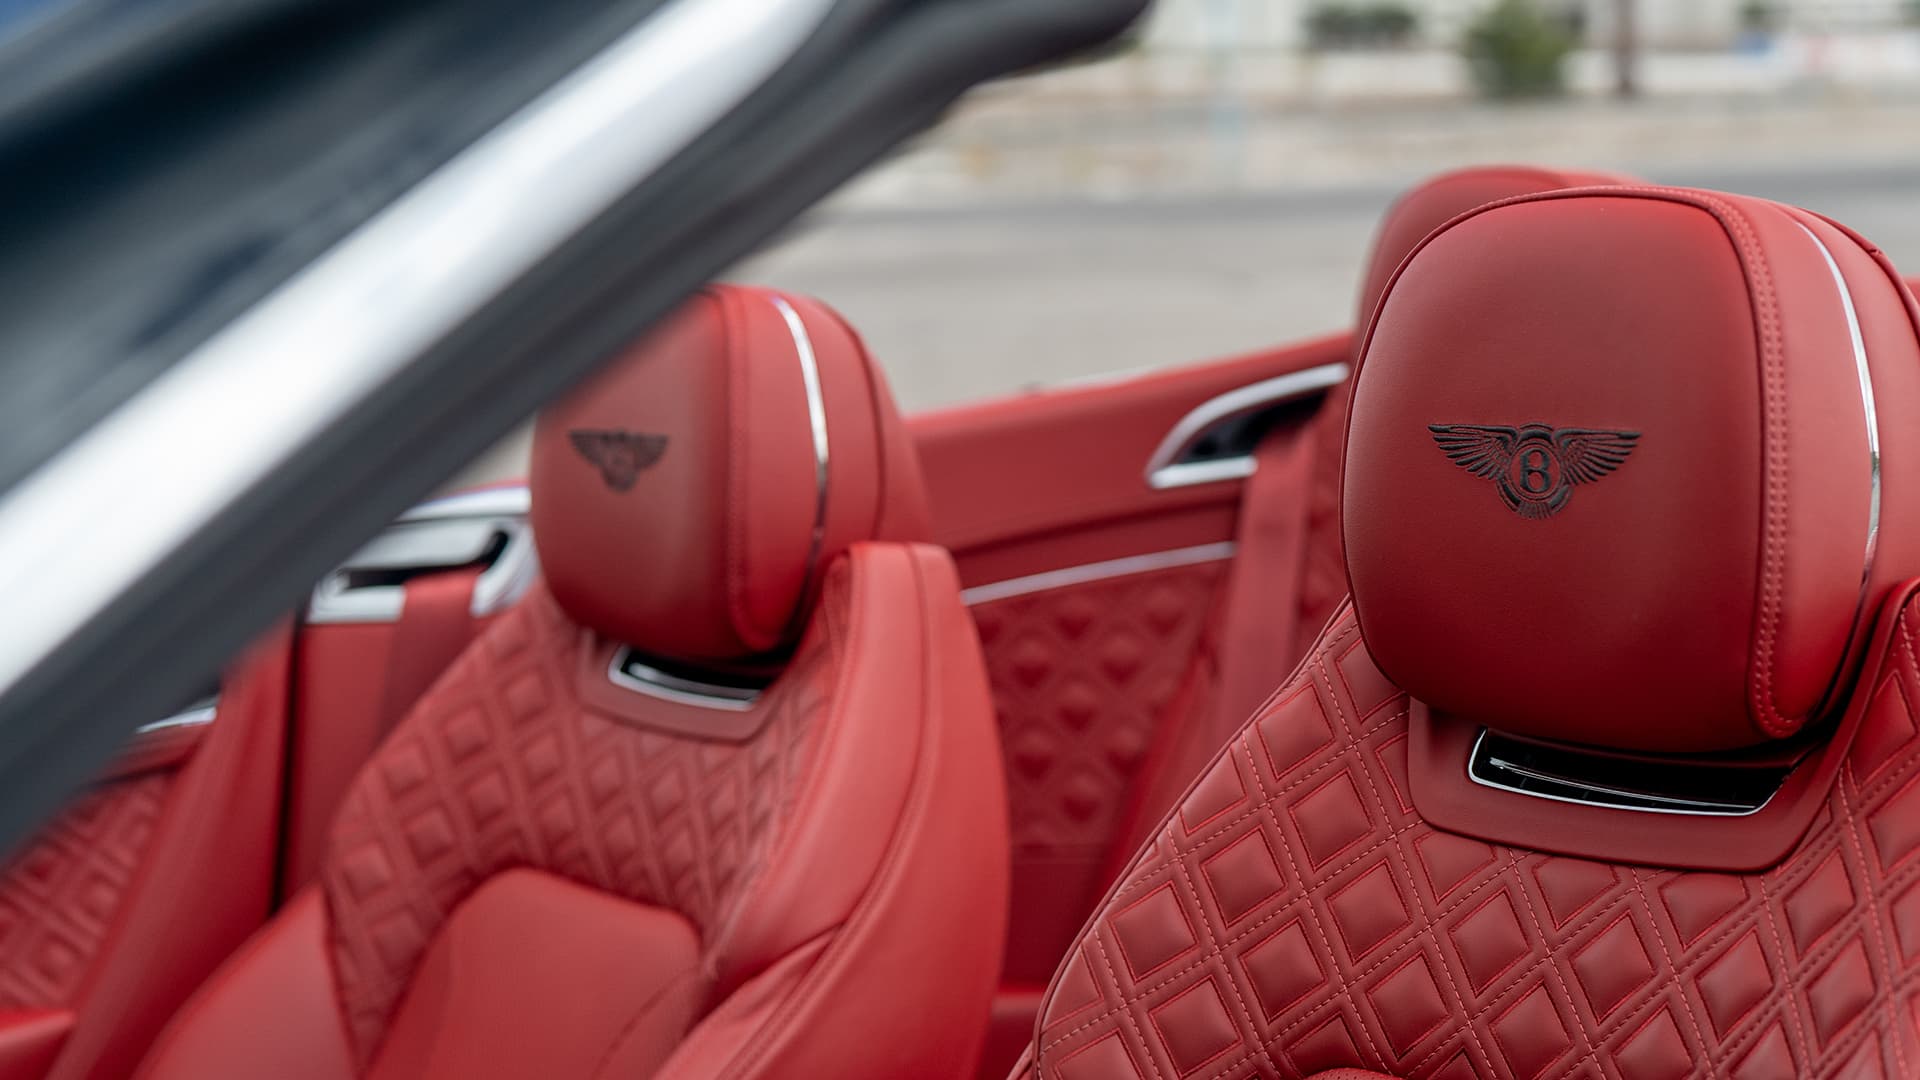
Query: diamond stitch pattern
0 773 168 1009
971 561 1228 976
322 585 826 1062
1028 602 1920 1079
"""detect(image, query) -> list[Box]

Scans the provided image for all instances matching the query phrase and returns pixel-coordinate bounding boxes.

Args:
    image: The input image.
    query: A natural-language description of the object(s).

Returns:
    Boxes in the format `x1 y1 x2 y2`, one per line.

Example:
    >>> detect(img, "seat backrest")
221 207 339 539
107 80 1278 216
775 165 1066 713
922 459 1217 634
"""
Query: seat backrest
139 285 1008 1080
0 632 289 1080
1124 167 1636 857
1019 188 1920 1078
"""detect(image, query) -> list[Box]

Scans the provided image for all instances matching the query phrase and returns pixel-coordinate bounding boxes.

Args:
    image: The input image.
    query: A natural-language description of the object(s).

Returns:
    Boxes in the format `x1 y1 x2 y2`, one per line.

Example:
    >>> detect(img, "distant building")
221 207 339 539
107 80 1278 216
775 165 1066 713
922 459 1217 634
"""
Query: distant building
1143 0 1917 51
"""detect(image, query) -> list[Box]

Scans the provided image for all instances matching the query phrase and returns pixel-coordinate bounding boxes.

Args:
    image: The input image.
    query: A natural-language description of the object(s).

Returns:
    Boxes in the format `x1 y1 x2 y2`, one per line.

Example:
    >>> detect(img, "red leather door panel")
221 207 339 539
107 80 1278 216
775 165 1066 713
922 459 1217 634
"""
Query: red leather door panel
910 335 1349 1076
914 332 1349 574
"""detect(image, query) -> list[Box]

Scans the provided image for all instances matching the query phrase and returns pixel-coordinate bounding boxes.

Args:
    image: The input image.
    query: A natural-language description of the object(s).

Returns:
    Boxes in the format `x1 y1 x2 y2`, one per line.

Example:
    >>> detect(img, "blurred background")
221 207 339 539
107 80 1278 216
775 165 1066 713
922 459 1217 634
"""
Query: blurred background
473 0 1920 478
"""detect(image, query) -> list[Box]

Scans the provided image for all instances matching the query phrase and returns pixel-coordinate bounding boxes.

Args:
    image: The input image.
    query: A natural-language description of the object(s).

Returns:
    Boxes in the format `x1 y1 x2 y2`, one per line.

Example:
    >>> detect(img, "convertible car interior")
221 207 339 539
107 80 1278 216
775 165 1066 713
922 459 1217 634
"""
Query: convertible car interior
6 165 1920 1080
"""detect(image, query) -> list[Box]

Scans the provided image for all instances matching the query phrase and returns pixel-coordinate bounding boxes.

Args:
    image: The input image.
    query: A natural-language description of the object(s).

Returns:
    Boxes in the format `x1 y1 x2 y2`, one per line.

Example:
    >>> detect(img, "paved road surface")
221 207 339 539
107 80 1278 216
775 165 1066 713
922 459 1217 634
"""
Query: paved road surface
455 162 1919 483
735 162 1920 412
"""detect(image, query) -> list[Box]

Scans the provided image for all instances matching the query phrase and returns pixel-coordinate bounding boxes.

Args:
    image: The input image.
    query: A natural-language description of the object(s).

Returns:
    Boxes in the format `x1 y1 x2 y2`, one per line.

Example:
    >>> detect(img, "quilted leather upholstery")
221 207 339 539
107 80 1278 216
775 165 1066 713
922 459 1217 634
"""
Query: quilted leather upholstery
324 582 824 1056
0 775 168 1009
144 543 1009 1080
0 628 293 1080
1025 603 1920 1079
973 560 1230 979
142 285 1007 1080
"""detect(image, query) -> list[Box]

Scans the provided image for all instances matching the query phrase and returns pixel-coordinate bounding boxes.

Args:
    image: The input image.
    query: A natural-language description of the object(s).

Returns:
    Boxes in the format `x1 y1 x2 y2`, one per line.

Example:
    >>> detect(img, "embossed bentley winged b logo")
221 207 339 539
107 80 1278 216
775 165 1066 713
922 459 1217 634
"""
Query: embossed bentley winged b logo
1428 424 1640 519
569 429 668 492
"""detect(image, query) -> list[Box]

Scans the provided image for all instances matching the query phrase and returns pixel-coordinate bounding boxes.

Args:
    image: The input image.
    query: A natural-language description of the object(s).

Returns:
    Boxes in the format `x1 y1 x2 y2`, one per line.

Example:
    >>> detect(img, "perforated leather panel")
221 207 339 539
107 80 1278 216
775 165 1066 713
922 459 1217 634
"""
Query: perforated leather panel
1028 602 1920 1079
972 560 1229 978
0 774 168 1009
323 583 828 1063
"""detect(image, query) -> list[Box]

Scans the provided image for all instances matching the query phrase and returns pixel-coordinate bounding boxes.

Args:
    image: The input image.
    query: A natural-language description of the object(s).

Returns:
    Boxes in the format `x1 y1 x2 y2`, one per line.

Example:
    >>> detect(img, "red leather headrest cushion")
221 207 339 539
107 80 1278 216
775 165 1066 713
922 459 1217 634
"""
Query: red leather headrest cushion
1355 165 1636 332
530 285 930 661
1345 188 1920 752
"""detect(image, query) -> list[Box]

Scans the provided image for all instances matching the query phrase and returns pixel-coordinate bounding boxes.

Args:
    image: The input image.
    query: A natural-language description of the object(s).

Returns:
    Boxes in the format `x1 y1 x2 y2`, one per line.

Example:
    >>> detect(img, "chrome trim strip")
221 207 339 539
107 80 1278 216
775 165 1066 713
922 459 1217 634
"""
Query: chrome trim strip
1796 222 1882 595
1466 729 1776 818
0 0 840 701
960 542 1237 606
1147 458 1258 489
607 647 758 711
773 295 832 598
137 697 217 736
1143 363 1350 491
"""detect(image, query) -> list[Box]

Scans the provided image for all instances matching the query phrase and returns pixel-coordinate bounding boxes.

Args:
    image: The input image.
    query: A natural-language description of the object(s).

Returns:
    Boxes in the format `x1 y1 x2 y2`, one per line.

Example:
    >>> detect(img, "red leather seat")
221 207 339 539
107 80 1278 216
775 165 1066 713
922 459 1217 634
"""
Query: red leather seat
0 634 290 1080
1015 188 1920 1077
1127 166 1634 853
138 284 1010 1079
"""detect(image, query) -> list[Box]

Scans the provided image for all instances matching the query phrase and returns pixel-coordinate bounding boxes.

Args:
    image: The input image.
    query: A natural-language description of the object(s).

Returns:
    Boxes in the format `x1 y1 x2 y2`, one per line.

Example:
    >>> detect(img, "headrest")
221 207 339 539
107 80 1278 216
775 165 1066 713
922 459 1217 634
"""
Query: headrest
1344 187 1920 752
1356 165 1636 331
530 284 931 662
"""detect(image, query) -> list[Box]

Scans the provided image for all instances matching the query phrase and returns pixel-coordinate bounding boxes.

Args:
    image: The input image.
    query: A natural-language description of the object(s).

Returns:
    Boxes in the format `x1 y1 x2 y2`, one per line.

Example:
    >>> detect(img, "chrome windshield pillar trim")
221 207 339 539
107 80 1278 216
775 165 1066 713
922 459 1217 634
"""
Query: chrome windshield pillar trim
607 647 759 711
772 294 832 599
1143 363 1351 491
0 0 841 701
960 542 1237 606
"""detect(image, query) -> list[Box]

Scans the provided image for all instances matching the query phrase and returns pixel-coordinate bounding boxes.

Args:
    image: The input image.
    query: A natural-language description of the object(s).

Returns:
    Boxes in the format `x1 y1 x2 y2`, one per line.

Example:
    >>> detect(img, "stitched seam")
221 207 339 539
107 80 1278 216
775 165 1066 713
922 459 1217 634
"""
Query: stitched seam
1626 873 1713 1059
1540 870 1765 1075
1853 675 1915 801
705 560 857 969
1196 830 1285 926
1568 911 1648 1020
1255 685 1327 781
1034 751 1267 1058
1501 855 1597 1080
1614 1007 1697 1080
1148 978 1242 1078
1321 859 1402 952
1698 196 1796 736
1834 774 1910 1077
1095 932 1168 1080
1105 701 1408 909
1110 882 1202 983
1754 875 1811 1066
1417 831 1496 902
1246 665 1388 1070
1367 954 1453 1058
1462 185 1792 734
1043 786 1636 1057
1317 643 1494 1073
1447 891 1531 996
707 550 941 1079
